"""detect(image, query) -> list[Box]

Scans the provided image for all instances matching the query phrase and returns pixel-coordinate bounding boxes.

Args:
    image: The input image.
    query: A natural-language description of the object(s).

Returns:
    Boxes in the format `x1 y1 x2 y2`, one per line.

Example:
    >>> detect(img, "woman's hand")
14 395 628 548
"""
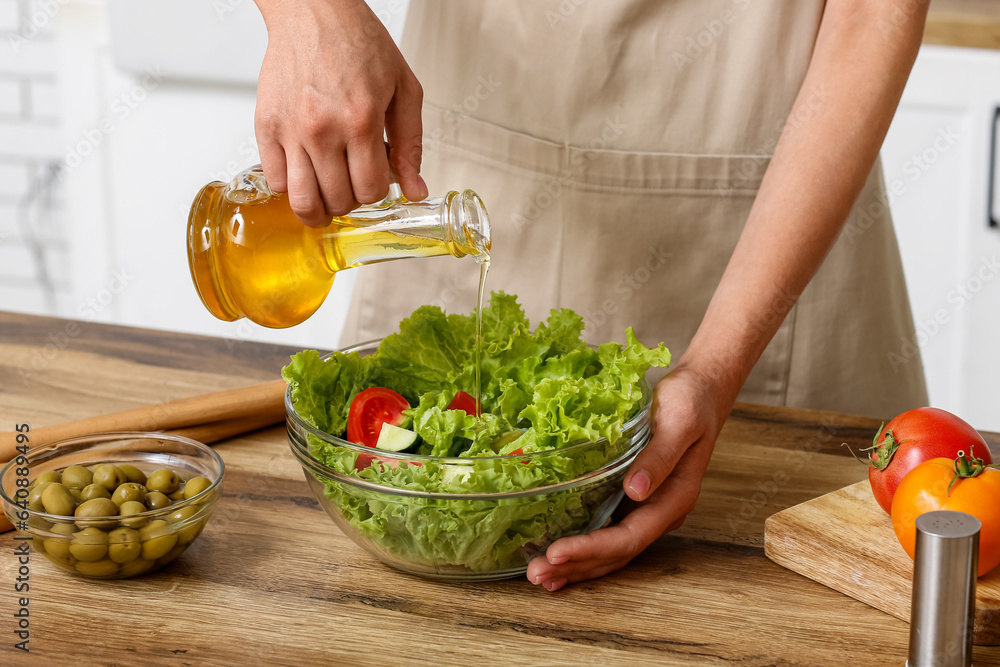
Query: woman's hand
253 0 427 227
526 361 737 591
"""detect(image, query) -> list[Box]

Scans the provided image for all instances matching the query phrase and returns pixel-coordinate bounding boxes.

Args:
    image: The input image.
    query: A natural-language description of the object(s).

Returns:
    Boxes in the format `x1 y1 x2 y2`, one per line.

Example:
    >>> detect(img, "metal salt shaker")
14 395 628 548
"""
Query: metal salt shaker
907 510 980 667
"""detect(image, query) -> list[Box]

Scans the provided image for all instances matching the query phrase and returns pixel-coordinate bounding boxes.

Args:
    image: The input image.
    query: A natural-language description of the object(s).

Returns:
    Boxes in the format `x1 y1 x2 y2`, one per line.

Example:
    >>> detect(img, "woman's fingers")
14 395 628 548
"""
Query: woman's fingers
385 73 427 201
284 148 329 227
345 119 392 205
256 114 289 194
527 450 705 590
309 143 357 218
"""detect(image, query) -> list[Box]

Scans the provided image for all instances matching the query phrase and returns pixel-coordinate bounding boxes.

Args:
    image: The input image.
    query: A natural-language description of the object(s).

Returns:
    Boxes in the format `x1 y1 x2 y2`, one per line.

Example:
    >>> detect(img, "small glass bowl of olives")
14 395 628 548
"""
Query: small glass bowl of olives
0 432 224 579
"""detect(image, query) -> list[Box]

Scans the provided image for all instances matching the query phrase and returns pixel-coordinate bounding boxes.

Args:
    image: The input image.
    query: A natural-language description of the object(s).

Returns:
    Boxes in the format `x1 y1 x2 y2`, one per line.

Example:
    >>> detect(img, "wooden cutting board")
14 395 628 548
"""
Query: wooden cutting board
765 480 1000 645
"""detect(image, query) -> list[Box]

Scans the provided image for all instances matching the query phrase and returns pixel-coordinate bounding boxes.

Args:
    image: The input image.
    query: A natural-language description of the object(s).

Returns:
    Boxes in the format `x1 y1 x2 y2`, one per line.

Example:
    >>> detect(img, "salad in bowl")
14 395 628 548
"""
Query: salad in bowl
284 292 670 580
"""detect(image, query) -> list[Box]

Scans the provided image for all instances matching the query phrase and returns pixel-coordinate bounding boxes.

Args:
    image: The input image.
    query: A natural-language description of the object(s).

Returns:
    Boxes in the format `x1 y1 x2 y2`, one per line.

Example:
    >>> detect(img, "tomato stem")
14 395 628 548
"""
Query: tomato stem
948 443 990 495
844 425 913 471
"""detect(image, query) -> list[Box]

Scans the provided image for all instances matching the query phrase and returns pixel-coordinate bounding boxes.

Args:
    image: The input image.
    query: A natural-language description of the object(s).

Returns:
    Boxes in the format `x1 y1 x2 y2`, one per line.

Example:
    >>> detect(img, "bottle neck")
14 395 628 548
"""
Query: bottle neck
443 190 491 259
324 190 491 270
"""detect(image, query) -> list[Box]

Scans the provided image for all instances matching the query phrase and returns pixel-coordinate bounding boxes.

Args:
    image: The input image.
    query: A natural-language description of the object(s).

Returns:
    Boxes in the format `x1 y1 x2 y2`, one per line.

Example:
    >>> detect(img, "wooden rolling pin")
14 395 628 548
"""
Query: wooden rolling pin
0 379 288 462
0 379 289 533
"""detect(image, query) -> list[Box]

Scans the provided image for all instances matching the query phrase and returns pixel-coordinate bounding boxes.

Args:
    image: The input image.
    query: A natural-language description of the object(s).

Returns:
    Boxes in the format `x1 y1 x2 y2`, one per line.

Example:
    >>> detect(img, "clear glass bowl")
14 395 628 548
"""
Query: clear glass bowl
0 432 224 579
286 340 652 581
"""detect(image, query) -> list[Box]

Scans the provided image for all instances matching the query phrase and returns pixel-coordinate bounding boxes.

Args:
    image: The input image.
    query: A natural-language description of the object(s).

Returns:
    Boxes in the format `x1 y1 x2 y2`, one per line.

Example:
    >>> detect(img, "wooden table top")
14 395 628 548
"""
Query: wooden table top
2 310 999 666
926 0 1000 51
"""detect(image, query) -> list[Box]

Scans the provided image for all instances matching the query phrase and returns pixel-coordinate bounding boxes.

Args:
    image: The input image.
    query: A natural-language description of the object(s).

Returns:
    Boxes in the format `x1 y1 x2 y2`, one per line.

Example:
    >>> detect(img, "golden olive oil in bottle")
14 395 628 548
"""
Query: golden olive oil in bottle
187 165 491 329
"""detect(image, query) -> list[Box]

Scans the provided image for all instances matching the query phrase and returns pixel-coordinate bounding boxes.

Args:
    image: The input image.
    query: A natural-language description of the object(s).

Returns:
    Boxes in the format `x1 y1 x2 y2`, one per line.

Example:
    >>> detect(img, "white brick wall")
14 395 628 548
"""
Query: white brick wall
0 0 66 316
0 77 21 115
29 78 58 118
0 160 29 197
0 240 38 279
0 38 57 75
0 119 60 157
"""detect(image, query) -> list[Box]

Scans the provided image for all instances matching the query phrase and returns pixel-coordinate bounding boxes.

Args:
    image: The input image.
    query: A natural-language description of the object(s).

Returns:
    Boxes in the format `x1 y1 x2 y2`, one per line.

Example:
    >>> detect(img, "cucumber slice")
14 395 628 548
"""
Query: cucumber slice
376 423 418 452
488 430 523 453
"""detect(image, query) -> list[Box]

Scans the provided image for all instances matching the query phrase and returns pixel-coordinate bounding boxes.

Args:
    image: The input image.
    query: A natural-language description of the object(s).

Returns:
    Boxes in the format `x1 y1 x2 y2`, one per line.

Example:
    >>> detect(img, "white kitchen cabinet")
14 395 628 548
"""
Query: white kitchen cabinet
881 45 1000 431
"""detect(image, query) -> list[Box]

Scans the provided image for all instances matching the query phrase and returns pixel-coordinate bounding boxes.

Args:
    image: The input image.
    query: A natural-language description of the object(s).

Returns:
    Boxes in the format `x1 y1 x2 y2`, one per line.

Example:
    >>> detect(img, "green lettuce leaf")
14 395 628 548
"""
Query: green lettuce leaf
281 349 373 435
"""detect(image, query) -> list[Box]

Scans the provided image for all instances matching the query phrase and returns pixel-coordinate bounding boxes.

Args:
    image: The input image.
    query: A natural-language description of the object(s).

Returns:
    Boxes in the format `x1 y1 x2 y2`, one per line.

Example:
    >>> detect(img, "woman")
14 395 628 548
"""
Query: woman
251 0 929 590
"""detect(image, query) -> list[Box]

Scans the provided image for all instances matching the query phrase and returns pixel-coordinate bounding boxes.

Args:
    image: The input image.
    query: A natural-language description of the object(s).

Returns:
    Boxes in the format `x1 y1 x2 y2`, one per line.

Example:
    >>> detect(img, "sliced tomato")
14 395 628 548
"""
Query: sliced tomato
354 451 377 471
507 448 529 464
346 387 410 449
446 391 479 416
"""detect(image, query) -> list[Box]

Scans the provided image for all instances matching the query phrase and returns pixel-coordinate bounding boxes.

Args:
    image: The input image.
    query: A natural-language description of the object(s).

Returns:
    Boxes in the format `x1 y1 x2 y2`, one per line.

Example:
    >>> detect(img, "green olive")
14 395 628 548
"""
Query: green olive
75 559 119 577
35 470 62 485
27 482 53 511
156 543 188 568
168 489 186 502
107 527 142 564
43 536 72 559
80 483 112 502
118 464 147 485
27 514 51 530
74 498 118 528
168 505 203 544
41 483 77 516
69 526 108 561
167 505 200 523
176 519 206 545
183 477 212 500
45 551 77 570
118 500 149 528
146 469 181 494
139 520 178 560
60 465 93 489
111 483 147 507
117 558 154 577
92 464 127 492
69 488 83 502
44 522 78 560
50 522 77 536
145 491 171 510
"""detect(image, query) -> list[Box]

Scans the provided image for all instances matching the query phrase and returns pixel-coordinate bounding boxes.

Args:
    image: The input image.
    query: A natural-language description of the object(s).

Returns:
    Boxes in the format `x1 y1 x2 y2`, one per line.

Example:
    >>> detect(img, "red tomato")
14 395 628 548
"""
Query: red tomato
506 448 530 464
354 452 377 471
862 408 991 514
446 391 480 416
346 387 410 449
891 452 1000 577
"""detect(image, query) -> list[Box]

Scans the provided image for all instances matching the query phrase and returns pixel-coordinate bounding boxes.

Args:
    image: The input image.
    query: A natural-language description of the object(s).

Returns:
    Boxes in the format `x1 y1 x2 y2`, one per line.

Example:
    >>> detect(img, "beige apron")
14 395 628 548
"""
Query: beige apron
343 0 928 418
